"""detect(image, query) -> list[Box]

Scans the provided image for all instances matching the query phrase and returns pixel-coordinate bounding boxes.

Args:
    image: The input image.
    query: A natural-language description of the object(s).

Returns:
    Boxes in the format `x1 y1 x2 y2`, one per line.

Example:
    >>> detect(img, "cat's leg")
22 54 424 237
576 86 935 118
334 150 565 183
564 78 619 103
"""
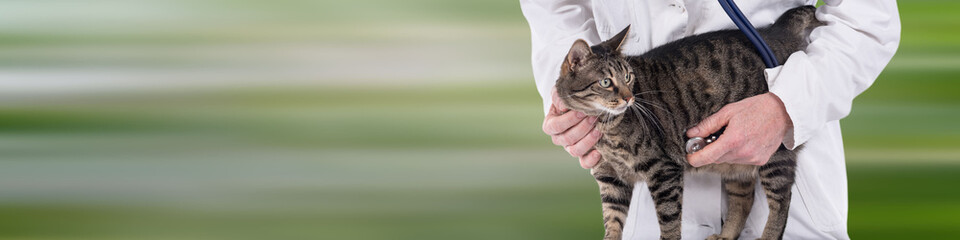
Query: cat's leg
592 162 634 240
641 160 684 240
707 177 757 240
756 151 797 240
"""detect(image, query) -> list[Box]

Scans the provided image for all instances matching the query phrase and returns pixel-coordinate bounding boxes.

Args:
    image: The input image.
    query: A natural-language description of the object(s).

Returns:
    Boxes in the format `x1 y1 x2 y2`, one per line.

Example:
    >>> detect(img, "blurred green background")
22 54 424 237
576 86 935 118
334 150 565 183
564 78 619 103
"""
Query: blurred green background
0 0 956 239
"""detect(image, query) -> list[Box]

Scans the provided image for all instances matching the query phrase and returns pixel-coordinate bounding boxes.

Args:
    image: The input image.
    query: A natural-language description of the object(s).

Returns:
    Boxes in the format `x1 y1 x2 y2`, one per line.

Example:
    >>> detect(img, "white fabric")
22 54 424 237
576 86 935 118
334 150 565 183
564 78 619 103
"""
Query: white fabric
520 0 900 239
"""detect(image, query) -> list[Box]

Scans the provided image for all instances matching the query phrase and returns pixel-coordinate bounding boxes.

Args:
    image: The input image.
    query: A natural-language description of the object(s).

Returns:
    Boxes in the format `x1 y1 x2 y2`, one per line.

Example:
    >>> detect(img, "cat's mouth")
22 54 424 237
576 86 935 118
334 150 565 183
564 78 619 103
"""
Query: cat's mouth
610 103 630 114
594 99 634 115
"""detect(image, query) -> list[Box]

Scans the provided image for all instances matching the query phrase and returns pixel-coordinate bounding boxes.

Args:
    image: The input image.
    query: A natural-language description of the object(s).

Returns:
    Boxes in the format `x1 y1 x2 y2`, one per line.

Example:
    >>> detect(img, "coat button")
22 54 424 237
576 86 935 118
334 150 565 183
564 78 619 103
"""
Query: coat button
668 2 686 12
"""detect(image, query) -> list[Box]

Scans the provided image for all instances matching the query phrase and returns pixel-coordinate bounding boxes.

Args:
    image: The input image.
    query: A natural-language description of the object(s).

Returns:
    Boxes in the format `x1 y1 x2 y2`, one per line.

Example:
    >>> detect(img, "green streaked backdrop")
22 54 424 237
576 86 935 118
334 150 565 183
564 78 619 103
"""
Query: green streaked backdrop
0 0 956 239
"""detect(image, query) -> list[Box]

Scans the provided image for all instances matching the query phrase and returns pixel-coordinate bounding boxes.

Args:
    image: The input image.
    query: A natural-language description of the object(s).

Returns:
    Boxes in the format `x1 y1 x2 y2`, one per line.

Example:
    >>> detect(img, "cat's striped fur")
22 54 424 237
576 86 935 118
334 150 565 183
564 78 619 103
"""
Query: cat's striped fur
554 6 823 240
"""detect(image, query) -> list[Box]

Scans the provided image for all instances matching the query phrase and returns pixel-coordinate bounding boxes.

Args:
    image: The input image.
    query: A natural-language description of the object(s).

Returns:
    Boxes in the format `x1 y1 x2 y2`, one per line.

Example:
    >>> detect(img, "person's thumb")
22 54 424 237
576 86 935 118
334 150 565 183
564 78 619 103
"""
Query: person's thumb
687 106 733 138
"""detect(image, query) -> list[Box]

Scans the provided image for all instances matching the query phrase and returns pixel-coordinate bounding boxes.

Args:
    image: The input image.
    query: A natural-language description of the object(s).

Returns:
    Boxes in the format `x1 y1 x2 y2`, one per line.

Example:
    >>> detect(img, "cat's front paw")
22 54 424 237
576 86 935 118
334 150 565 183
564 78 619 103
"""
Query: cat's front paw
602 232 621 240
602 232 622 240
705 234 730 240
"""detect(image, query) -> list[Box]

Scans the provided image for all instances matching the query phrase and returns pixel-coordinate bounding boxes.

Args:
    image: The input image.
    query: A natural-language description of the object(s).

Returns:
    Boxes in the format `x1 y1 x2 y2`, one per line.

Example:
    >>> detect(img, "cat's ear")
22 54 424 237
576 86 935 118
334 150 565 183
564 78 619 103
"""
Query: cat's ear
599 25 630 52
562 39 592 76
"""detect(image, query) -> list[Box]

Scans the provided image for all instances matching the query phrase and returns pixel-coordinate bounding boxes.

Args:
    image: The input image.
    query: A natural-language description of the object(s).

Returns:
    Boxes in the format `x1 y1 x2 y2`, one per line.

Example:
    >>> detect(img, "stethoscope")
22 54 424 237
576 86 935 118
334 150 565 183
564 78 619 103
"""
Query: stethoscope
685 127 724 154
685 0 778 154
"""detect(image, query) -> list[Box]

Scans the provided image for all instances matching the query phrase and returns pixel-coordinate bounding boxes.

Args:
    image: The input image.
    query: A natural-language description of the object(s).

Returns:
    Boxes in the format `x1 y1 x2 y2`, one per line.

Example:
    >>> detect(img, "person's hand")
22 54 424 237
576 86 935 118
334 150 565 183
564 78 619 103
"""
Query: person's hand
686 93 792 167
543 87 602 169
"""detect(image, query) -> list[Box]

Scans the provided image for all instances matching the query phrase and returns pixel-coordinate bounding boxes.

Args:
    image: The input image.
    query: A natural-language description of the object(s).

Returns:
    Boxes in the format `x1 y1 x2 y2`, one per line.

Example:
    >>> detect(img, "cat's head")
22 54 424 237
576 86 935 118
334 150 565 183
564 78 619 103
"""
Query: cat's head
556 26 635 116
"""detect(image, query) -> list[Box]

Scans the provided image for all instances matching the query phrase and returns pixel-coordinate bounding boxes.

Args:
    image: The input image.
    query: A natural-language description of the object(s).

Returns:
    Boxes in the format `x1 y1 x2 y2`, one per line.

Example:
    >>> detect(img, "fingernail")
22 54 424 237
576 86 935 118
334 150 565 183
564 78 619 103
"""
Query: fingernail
588 117 598 124
687 128 700 136
576 112 586 118
592 129 601 137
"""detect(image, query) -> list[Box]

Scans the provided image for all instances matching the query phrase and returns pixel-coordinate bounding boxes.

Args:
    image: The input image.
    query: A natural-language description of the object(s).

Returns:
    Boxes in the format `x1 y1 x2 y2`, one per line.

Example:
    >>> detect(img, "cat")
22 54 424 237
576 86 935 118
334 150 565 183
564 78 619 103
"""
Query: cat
554 6 823 240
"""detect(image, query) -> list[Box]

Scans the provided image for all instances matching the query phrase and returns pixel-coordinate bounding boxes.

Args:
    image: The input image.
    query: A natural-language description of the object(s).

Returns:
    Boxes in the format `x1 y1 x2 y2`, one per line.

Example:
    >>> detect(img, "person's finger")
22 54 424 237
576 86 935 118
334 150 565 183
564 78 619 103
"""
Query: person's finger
551 87 568 112
687 106 734 138
565 128 602 157
579 149 602 169
713 150 745 165
747 156 768 166
543 110 587 135
551 116 598 146
687 135 738 167
547 100 561 116
743 147 776 166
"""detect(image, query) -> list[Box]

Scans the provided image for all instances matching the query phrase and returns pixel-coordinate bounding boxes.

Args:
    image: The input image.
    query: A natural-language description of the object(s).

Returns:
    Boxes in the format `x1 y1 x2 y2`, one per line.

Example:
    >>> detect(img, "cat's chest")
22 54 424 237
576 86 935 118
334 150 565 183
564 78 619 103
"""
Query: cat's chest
594 116 686 167
594 120 653 162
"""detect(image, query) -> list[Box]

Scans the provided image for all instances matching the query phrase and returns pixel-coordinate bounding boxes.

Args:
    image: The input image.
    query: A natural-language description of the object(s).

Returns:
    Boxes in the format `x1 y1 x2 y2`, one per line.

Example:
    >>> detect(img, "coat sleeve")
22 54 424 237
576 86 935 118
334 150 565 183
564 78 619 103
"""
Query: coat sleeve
763 0 901 149
520 0 601 114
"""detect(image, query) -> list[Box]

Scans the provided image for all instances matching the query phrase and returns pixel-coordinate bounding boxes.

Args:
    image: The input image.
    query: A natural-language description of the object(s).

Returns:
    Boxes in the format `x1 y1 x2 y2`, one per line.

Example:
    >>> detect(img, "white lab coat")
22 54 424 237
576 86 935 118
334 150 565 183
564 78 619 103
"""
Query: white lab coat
520 0 900 239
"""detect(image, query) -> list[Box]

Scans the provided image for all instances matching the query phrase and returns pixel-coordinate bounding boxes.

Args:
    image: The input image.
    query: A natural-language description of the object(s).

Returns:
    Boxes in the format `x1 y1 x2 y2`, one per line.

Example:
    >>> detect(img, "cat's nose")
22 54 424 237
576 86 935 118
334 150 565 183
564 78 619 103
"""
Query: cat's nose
623 96 634 102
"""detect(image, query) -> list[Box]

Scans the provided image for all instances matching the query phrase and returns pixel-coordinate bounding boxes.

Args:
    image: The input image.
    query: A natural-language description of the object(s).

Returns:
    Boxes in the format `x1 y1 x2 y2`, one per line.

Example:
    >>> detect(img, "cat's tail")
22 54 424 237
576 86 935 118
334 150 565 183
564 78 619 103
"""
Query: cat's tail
772 6 825 39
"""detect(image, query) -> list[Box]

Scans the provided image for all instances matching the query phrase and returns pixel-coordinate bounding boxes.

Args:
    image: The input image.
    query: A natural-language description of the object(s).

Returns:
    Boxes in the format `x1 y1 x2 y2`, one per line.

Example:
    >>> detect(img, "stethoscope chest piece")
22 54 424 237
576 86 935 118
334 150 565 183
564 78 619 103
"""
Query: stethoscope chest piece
686 137 705 154
685 135 719 154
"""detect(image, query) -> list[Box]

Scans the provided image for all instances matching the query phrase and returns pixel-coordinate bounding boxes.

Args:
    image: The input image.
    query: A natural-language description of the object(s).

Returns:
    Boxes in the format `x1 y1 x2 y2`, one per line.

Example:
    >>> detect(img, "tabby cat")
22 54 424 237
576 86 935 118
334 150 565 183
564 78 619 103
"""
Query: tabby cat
554 6 823 240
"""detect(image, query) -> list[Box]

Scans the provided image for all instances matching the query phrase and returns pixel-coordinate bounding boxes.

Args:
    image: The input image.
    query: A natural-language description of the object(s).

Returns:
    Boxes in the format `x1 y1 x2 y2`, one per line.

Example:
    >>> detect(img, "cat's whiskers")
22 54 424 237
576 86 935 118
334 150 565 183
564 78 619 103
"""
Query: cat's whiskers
632 101 665 137
629 103 650 135
632 90 673 114
639 99 671 114
633 90 671 96
638 100 668 135
645 108 666 137
630 102 651 133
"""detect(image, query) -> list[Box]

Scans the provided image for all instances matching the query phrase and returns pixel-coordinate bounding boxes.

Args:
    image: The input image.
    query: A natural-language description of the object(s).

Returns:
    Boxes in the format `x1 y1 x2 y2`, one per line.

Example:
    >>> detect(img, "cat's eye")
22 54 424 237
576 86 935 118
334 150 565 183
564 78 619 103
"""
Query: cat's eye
625 74 633 83
599 78 612 88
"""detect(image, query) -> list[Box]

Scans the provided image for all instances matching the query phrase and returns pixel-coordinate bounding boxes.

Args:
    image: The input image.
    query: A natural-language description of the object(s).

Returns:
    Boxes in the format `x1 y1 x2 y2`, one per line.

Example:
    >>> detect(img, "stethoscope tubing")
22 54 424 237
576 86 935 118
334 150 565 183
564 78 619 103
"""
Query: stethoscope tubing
717 0 780 68
685 0 776 153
